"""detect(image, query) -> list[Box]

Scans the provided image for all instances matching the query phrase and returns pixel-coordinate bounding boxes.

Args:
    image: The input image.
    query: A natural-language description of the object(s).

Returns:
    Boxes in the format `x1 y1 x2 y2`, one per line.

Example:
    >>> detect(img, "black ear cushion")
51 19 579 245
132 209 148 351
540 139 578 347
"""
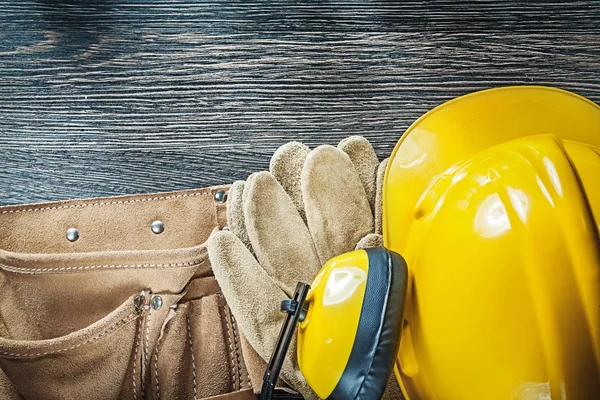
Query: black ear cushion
326 248 408 400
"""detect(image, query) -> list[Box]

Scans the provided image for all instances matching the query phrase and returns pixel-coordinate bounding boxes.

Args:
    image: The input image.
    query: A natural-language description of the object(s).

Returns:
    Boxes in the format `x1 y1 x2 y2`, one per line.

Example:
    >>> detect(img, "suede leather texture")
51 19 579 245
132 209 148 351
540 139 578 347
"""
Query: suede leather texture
0 187 254 400
270 142 310 222
209 137 404 399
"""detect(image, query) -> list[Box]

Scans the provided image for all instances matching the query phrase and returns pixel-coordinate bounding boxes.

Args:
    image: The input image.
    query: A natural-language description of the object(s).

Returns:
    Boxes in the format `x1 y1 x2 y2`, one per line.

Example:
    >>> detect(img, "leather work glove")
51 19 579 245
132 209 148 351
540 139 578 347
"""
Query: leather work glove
207 137 388 398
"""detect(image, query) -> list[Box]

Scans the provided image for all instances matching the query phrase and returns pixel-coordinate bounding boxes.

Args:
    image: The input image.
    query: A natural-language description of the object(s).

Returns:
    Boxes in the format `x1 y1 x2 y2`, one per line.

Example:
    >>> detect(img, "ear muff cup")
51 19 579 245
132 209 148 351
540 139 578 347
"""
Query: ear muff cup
327 248 408 400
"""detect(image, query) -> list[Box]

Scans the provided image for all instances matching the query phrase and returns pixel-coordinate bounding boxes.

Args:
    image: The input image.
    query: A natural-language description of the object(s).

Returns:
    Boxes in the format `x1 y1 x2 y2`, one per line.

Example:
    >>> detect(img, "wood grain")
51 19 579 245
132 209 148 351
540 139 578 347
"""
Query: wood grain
1 1 600 205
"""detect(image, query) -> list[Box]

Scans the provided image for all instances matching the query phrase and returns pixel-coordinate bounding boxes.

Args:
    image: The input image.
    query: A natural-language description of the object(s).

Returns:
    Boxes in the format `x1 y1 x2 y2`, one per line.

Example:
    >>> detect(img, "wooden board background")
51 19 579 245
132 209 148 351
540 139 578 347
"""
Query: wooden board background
2 1 600 205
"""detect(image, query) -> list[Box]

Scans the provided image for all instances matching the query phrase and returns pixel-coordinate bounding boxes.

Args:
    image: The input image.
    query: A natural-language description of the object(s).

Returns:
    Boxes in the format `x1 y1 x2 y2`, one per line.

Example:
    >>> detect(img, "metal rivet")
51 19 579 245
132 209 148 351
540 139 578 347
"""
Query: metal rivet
134 293 146 309
151 296 163 310
66 228 79 242
214 189 227 203
151 220 164 234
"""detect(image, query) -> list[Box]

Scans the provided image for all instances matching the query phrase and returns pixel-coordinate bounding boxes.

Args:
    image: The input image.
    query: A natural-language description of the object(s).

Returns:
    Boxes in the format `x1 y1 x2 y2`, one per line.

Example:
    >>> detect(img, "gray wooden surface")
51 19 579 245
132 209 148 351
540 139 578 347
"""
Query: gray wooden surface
2 1 600 205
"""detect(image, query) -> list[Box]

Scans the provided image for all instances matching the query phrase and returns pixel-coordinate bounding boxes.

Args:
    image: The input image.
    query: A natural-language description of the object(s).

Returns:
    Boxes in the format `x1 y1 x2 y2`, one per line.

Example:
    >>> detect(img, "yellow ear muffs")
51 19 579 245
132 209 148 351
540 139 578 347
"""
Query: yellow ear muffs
261 248 408 400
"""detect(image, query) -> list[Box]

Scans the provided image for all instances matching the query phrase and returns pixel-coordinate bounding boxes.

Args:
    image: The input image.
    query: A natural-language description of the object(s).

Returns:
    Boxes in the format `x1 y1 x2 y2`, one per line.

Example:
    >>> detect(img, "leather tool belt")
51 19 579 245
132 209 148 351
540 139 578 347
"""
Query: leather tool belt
0 186 257 400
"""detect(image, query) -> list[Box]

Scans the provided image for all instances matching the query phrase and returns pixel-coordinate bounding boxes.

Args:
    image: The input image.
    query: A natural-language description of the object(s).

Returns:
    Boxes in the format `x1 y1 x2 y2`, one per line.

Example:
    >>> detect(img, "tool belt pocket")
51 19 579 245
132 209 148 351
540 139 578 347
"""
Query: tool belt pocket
0 292 146 400
0 245 206 400
151 276 250 400
0 245 248 400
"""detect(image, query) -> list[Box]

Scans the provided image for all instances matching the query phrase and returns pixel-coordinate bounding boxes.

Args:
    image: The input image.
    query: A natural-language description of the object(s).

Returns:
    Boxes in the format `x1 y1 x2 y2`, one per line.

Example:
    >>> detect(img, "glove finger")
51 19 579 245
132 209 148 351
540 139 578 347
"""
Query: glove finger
239 335 270 394
207 231 317 398
226 180 252 250
302 145 374 264
270 141 310 222
375 158 389 235
208 231 287 361
244 171 321 296
338 136 379 212
355 233 383 249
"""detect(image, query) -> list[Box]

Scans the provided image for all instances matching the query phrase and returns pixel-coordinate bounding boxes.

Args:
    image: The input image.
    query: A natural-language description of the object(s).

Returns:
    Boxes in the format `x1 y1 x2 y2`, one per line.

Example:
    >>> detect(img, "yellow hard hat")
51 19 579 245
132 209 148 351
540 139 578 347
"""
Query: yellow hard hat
384 86 600 399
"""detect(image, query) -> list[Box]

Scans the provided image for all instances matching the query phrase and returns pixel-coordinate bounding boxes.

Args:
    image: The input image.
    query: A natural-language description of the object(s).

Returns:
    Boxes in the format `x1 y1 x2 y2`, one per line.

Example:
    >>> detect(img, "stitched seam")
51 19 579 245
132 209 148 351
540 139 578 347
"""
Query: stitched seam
235 316 247 388
0 192 212 214
0 261 203 274
133 316 143 400
230 310 243 389
154 335 162 400
142 308 152 395
186 313 198 400
223 304 237 391
0 312 139 358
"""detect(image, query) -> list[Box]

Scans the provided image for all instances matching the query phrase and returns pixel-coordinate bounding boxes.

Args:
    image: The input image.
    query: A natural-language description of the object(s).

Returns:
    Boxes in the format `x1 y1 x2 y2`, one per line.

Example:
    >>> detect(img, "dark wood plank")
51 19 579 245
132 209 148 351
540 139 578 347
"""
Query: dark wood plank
2 1 600 205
